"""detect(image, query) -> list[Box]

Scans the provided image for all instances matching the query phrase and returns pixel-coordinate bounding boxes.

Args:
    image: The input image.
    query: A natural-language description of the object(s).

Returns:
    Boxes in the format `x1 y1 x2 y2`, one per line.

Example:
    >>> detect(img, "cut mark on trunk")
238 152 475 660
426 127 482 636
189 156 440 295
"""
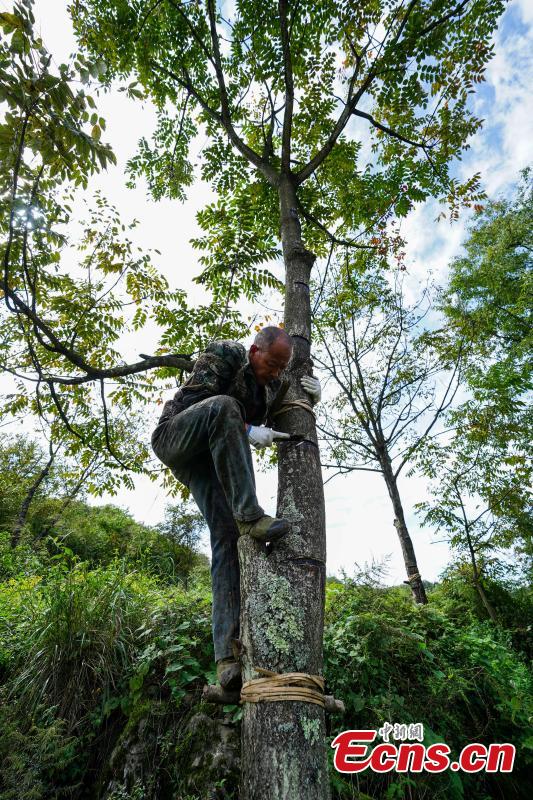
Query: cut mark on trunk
293 281 310 293
285 244 316 267
288 333 311 344
282 438 319 450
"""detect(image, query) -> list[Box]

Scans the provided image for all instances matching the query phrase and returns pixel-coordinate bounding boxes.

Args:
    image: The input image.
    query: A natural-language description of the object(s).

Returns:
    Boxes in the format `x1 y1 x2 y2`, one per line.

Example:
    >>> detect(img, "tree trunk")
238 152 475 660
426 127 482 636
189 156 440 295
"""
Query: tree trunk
381 453 428 604
464 526 498 623
11 448 56 548
473 577 498 623
239 174 329 800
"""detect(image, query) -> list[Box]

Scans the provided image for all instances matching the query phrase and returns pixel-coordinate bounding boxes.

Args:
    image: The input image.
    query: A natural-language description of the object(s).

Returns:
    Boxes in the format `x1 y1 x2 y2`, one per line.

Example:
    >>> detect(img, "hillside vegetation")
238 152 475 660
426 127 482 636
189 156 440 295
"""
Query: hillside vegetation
0 478 530 800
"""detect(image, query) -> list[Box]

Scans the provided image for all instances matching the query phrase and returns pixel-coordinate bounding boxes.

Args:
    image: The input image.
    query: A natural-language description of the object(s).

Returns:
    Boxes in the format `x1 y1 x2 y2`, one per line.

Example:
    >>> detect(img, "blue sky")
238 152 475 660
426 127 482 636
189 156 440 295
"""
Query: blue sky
3 0 532 582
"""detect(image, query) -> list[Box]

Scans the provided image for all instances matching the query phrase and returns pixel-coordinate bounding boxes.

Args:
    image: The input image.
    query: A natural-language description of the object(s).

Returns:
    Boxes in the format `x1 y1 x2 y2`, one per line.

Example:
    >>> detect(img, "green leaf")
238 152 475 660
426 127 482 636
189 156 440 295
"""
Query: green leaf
0 12 24 32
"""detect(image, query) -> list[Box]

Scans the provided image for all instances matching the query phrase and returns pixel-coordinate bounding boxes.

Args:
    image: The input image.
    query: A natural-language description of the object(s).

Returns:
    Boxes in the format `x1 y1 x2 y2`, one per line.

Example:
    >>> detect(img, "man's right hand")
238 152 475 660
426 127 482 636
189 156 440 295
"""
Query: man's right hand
247 425 290 449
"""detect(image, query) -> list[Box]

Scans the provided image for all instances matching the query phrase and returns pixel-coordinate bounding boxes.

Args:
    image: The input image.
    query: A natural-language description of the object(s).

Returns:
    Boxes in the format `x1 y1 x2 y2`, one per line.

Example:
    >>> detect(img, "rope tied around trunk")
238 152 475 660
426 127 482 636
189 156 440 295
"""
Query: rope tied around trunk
407 572 421 583
240 668 325 708
271 399 316 420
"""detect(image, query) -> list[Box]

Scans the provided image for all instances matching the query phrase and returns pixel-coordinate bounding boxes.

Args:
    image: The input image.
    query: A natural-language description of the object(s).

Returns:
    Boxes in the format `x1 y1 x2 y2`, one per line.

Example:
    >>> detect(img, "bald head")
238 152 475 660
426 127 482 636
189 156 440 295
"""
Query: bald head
249 326 292 385
253 326 293 351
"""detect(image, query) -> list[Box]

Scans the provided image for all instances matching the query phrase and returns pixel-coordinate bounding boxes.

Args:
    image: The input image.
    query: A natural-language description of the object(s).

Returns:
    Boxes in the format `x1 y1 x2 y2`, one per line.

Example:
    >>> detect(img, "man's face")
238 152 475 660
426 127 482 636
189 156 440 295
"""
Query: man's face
249 339 292 386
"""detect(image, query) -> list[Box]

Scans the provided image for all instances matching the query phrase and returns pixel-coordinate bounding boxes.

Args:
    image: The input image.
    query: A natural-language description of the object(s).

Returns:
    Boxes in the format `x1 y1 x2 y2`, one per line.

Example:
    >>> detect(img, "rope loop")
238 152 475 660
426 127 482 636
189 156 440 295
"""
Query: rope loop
271 399 316 421
241 668 325 708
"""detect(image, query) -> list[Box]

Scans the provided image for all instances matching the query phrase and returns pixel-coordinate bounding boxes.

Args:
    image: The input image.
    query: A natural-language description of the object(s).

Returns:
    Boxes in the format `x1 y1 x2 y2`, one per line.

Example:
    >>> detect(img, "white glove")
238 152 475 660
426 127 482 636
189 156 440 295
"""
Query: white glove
247 425 290 449
300 375 322 405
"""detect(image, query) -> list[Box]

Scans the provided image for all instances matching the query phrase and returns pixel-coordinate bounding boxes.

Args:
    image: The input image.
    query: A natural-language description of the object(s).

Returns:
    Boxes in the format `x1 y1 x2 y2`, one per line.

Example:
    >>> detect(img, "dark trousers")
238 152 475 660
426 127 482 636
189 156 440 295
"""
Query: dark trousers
151 395 264 661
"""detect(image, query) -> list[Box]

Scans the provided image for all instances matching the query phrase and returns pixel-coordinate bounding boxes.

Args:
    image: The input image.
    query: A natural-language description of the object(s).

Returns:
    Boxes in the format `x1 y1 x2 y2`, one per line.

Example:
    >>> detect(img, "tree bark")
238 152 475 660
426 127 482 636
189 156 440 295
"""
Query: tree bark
239 174 329 800
381 453 428 604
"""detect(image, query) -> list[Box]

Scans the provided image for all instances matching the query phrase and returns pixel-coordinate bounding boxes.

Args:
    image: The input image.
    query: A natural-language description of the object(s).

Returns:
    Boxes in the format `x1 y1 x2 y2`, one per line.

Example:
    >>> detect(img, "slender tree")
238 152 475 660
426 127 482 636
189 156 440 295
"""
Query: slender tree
441 170 532 402
156 500 206 587
11 438 59 546
0 434 57 532
33 452 104 540
0 432 102 545
313 260 462 603
415 176 533 611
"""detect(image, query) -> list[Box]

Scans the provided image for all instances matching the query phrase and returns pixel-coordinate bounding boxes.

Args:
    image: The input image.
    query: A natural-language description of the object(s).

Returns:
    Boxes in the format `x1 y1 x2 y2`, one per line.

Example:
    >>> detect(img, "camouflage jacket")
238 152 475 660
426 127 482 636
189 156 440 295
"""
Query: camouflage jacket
157 340 288 426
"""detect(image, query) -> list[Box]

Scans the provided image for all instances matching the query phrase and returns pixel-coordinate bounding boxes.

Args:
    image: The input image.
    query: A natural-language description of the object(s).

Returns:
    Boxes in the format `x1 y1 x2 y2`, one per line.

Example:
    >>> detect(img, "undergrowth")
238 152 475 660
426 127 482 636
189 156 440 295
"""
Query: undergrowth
0 526 531 799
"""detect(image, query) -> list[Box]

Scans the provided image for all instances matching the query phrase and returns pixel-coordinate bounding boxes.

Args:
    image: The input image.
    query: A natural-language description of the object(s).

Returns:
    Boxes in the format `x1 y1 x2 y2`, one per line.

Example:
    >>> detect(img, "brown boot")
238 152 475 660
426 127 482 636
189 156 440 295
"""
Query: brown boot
236 514 289 543
216 657 242 691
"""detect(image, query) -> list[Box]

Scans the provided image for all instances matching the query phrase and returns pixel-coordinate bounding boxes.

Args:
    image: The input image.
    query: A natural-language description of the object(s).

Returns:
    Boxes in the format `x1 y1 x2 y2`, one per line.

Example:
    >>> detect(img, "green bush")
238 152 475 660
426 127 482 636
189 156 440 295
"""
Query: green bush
430 564 533 659
324 580 532 799
0 550 215 799
6 559 160 728
0 530 47 581
0 698 82 800
1 494 531 799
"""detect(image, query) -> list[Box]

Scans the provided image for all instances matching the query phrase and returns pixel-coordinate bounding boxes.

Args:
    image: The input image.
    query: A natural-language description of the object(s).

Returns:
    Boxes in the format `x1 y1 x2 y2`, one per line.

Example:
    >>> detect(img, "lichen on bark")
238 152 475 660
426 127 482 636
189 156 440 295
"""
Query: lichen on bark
251 567 305 663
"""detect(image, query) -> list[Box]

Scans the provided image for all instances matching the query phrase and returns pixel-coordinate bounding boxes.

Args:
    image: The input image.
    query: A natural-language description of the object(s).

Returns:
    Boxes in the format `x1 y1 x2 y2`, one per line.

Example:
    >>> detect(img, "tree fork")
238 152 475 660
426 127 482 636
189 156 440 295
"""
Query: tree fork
238 175 329 800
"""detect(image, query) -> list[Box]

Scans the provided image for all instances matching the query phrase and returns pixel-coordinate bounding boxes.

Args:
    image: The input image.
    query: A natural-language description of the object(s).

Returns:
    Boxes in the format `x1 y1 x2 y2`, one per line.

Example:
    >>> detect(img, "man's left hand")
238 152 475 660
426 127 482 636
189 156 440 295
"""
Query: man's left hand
300 375 322 405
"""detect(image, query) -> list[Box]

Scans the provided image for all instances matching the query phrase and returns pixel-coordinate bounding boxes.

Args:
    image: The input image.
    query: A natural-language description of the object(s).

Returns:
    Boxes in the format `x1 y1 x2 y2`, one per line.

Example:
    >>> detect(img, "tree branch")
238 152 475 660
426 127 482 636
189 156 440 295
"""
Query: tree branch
100 379 131 470
167 0 216 66
150 57 278 185
11 439 59 547
135 0 166 41
418 0 470 39
351 108 434 150
297 199 375 249
294 0 473 185
394 351 462 478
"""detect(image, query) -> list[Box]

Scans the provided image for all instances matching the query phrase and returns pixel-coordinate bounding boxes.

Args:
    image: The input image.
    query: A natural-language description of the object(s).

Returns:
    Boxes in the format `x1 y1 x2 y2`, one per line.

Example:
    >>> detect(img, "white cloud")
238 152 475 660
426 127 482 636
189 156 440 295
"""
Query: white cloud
399 3 533 288
515 0 533 26
481 25 533 191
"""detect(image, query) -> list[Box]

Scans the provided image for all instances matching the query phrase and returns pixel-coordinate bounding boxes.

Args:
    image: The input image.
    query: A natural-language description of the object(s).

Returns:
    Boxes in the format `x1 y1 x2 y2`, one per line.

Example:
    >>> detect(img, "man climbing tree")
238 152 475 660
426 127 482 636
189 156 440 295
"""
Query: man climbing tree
151 326 321 690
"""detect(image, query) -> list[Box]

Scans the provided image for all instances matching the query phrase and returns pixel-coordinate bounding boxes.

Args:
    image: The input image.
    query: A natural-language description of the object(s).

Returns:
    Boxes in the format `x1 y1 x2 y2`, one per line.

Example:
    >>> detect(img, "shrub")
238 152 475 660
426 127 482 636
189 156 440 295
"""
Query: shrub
42 502 207 586
324 580 532 799
6 559 161 729
0 698 81 800
0 530 47 581
0 550 215 799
